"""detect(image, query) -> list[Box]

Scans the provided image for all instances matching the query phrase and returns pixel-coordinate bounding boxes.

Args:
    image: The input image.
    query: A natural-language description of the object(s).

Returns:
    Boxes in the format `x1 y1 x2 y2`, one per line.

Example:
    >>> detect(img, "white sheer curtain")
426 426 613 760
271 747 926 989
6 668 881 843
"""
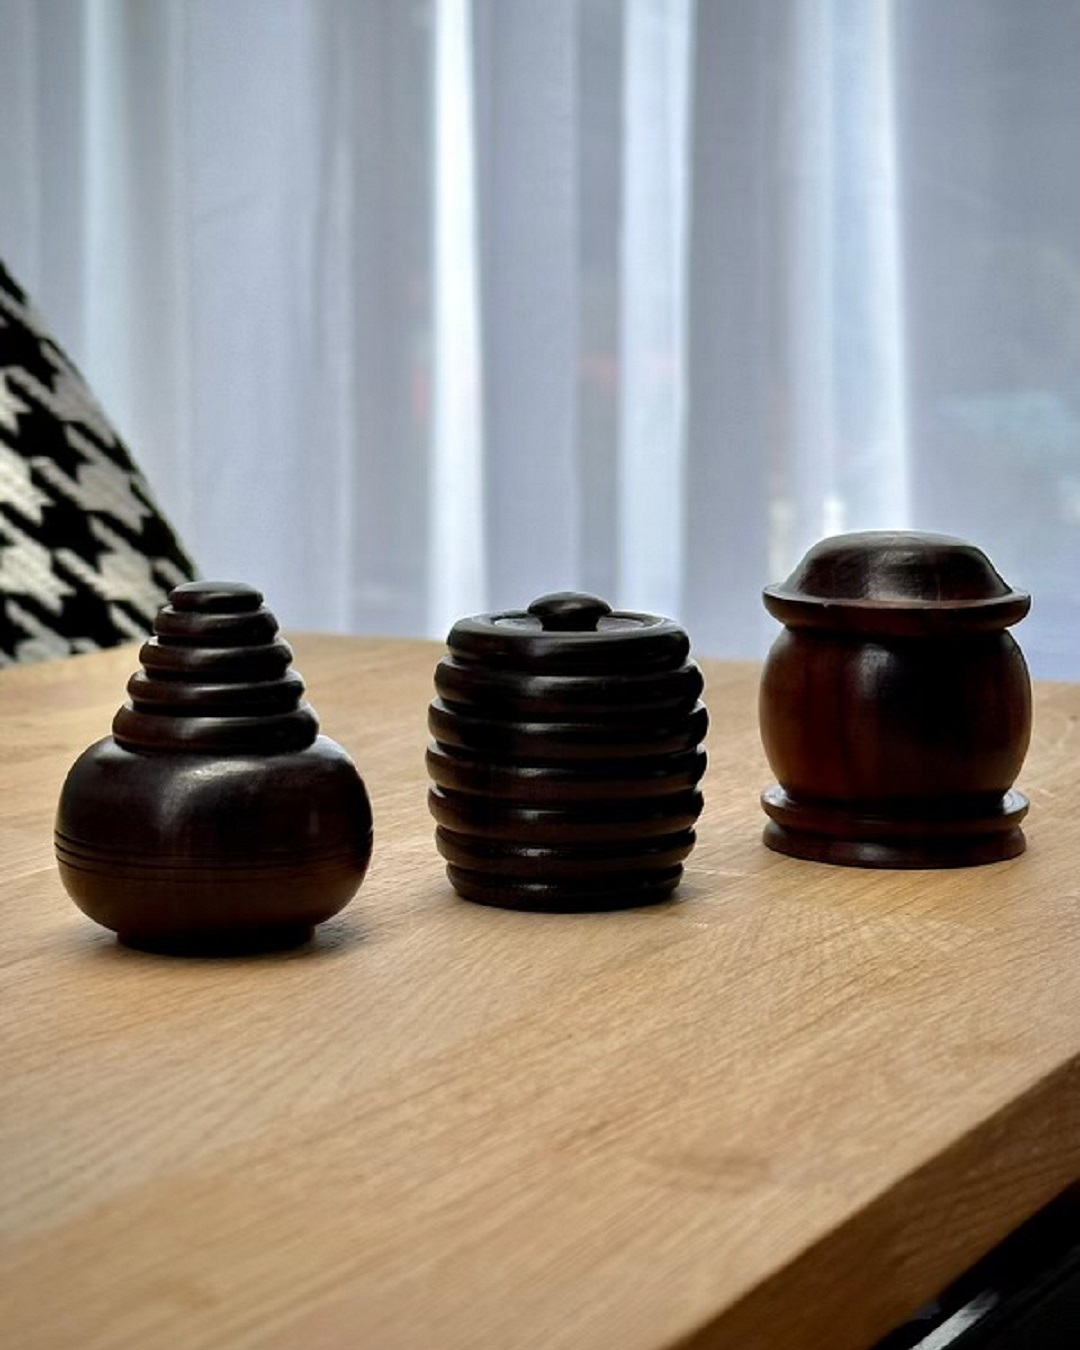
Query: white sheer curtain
1 0 1077 676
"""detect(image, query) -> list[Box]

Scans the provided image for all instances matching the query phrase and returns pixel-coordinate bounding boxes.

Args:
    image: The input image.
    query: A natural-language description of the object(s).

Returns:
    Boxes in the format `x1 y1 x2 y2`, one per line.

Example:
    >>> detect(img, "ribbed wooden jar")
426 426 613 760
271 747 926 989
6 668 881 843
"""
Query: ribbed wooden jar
427 592 708 910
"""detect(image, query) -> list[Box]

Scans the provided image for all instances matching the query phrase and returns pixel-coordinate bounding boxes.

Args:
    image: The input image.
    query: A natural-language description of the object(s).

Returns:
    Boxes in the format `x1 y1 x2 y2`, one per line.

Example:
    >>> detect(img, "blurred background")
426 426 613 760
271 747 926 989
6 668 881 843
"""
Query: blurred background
1 0 1077 675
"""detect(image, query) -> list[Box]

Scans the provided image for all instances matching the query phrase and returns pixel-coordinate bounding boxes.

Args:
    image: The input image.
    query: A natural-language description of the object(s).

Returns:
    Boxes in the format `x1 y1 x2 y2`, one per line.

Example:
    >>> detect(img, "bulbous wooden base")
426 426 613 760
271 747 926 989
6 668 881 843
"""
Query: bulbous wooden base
56 738 372 950
760 786 1029 868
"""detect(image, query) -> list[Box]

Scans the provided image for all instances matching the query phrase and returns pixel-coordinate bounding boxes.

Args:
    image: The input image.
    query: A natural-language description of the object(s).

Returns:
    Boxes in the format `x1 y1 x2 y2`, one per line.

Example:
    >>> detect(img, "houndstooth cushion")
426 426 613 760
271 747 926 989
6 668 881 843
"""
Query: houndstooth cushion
0 259 194 665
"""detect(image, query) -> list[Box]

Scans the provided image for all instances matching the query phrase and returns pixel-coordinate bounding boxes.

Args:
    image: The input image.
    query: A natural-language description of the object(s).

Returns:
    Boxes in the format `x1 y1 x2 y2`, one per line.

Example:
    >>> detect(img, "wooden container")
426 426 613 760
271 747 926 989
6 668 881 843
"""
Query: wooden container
427 592 708 909
759 532 1032 867
55 582 373 951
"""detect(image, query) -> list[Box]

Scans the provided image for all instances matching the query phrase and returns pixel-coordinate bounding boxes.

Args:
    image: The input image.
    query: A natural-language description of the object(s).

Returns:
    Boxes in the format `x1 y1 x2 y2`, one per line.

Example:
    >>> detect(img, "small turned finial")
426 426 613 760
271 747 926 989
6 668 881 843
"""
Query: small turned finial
55 581 373 953
527 593 612 632
169 581 264 612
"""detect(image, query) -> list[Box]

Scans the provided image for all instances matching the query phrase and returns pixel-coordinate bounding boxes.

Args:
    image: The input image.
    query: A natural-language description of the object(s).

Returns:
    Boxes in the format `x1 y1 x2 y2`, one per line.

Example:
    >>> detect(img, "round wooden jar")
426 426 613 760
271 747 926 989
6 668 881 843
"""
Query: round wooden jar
55 582 373 952
759 532 1032 868
427 592 708 909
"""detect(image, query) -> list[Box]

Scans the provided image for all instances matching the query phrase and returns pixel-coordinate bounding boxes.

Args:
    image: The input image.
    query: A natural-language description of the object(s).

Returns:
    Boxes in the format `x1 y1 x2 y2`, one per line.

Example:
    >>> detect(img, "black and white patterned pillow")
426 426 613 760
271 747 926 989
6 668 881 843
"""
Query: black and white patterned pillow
0 258 194 665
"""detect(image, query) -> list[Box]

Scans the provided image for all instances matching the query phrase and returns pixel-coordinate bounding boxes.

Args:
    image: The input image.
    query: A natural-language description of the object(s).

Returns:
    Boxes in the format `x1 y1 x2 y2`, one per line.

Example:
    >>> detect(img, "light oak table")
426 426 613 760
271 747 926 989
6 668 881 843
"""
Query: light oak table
2 636 1079 1350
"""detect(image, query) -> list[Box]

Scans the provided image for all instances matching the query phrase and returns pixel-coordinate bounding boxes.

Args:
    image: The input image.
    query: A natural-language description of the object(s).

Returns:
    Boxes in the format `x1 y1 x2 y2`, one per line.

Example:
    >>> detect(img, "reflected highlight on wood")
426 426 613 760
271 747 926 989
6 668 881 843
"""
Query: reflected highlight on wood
54 582 373 952
759 532 1032 868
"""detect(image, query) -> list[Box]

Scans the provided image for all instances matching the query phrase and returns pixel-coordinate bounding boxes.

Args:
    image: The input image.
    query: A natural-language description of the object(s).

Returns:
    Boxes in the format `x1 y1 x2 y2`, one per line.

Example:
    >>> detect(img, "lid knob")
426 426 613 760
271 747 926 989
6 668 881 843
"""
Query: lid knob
169 580 265 613
527 592 613 632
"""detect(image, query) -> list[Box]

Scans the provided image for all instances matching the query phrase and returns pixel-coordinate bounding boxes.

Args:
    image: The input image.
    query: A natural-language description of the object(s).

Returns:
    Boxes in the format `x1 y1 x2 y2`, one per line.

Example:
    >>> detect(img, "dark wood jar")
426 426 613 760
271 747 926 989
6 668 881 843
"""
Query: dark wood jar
55 582 373 952
759 532 1032 868
427 592 708 910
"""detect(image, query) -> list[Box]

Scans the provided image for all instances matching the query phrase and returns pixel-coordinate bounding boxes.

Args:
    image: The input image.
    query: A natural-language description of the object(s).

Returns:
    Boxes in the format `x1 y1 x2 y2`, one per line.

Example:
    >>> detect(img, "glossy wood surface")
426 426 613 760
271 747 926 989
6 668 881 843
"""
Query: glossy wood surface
3 636 1080 1350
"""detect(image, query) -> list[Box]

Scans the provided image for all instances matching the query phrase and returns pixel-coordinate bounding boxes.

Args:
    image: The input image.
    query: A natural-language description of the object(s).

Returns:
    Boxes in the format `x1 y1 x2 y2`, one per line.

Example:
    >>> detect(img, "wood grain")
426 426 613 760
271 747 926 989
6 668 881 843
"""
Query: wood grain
2 636 1079 1350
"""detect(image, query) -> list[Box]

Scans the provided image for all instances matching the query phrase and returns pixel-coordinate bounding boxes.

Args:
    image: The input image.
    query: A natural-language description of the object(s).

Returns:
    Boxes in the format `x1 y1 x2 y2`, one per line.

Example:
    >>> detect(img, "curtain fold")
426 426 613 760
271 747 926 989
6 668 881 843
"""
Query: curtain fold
618 0 692 619
1 0 1077 675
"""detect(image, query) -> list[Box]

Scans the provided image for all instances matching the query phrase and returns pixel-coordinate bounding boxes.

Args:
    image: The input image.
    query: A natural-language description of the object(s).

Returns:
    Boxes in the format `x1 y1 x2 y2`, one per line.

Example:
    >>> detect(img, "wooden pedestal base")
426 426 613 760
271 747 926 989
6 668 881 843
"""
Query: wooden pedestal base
760 786 1029 869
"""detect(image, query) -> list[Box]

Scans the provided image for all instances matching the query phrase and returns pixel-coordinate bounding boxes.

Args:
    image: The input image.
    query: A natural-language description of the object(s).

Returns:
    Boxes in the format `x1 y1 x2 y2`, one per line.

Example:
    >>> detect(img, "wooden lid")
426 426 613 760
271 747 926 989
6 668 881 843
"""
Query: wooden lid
763 532 1031 635
446 592 691 671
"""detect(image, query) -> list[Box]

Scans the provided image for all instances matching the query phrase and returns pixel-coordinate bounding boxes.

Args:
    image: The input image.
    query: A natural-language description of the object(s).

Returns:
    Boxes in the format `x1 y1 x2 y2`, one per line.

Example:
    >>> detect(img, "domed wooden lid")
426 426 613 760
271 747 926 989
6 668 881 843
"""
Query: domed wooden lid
446 592 691 670
763 532 1030 635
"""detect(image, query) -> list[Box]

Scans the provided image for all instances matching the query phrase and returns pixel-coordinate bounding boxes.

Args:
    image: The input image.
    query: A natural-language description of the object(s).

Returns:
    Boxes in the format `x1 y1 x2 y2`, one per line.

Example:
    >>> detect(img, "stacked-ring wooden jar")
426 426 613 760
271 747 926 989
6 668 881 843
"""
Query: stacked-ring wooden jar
427 592 708 909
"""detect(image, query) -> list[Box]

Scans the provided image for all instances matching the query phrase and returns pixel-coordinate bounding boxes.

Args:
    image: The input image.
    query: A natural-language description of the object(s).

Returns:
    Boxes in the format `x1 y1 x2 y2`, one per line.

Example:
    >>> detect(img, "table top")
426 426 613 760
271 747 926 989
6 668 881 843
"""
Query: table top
3 635 1079 1350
